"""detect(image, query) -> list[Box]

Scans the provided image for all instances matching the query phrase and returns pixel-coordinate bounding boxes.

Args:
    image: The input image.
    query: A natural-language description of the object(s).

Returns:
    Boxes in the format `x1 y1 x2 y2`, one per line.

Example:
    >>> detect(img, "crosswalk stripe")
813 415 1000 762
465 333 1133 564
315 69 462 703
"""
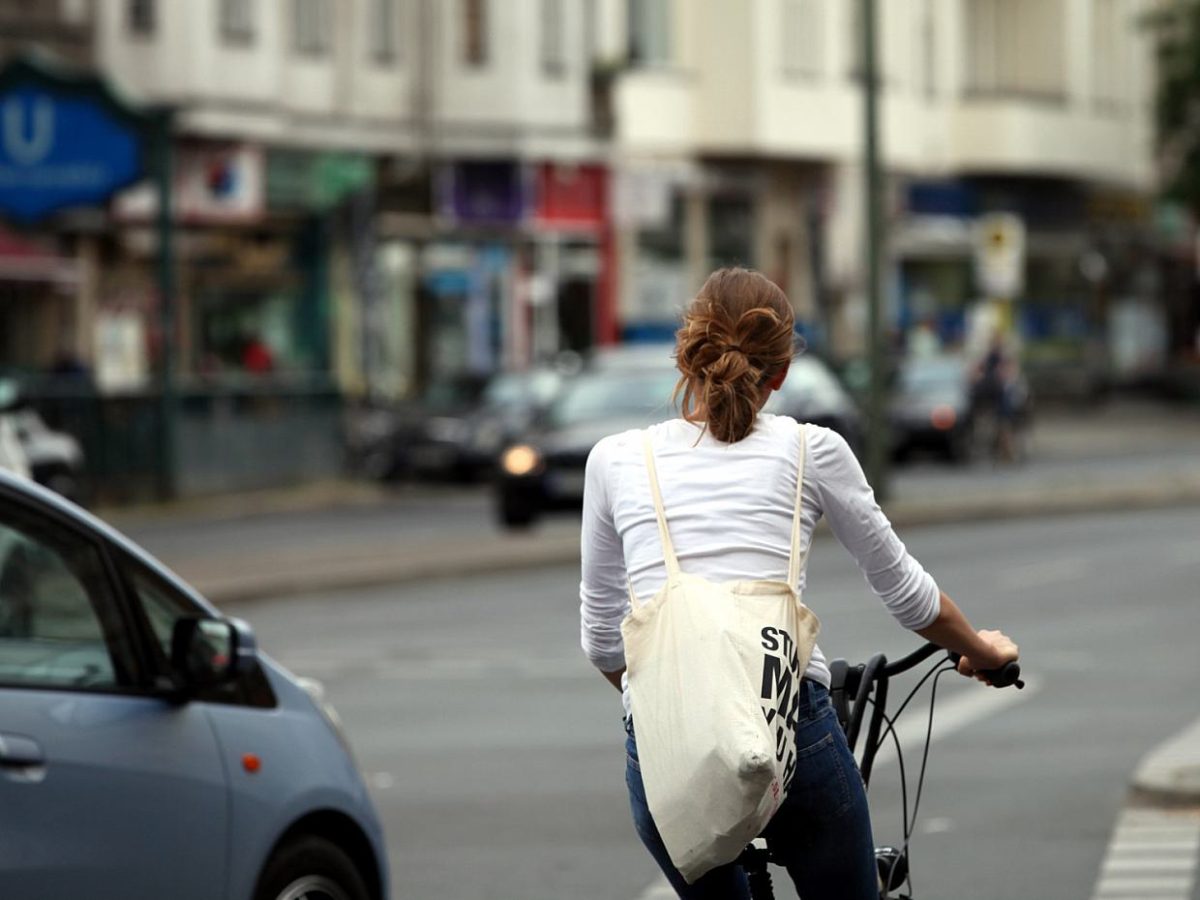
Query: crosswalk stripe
1089 807 1200 900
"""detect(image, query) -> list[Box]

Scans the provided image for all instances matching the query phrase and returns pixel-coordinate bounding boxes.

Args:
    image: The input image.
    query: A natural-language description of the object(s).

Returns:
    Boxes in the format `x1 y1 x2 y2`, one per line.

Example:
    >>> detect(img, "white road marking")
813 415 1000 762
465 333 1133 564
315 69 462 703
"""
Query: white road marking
633 676 1037 900
1089 807 1200 900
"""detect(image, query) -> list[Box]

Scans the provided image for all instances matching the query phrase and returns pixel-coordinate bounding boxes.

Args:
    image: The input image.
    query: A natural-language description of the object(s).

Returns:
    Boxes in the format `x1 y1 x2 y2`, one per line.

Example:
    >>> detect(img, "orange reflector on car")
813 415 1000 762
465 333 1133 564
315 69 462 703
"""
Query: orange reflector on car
930 405 956 431
242 753 262 774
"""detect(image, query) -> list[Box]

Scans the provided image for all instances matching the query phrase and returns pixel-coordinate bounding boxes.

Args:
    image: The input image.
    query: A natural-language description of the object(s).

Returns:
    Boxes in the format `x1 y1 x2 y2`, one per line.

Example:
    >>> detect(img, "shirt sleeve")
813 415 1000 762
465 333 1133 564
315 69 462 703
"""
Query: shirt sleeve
810 428 941 630
579 437 630 672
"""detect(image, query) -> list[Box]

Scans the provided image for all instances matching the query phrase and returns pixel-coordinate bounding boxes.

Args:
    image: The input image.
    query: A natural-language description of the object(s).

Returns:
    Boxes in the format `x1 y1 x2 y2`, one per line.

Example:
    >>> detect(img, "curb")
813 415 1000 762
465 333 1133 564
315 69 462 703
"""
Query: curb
196 479 1200 606
1130 717 1200 808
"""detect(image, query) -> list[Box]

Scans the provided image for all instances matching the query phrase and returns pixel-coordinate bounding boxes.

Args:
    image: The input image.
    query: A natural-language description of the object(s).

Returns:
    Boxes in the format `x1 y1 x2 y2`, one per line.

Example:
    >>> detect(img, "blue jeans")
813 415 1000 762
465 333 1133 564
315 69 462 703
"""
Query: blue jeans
624 681 878 899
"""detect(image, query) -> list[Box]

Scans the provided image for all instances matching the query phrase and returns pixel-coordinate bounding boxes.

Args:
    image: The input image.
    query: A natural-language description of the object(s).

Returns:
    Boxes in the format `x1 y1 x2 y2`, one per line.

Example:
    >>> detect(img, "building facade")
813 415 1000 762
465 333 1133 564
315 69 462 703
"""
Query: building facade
608 0 1161 394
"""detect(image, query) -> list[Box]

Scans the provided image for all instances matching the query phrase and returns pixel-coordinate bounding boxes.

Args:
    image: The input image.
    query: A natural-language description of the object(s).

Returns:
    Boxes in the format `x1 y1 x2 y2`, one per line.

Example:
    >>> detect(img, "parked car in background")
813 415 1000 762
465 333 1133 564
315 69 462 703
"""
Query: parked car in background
403 366 568 481
344 373 488 482
493 345 862 528
0 469 389 900
889 354 977 463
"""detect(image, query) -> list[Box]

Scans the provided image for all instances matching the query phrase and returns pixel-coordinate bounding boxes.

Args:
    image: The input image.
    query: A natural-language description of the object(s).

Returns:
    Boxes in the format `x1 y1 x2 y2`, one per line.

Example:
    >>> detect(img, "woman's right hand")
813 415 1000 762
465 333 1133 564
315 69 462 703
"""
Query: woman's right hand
956 629 1019 684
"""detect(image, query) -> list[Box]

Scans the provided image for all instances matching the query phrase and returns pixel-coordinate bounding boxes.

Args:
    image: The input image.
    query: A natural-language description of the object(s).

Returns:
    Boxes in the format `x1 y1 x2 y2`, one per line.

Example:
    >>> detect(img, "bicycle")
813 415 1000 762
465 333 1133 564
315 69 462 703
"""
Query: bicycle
735 643 1025 899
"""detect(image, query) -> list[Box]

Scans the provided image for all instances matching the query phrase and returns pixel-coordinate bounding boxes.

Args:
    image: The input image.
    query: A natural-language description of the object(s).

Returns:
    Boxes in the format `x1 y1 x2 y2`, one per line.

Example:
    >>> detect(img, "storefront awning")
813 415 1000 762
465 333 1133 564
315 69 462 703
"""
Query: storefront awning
0 227 79 285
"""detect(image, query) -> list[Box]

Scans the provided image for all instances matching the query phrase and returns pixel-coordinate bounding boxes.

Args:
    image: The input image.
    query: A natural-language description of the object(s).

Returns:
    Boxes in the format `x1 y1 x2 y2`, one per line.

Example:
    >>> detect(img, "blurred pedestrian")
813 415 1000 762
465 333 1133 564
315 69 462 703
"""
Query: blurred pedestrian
580 267 1018 899
970 330 1025 462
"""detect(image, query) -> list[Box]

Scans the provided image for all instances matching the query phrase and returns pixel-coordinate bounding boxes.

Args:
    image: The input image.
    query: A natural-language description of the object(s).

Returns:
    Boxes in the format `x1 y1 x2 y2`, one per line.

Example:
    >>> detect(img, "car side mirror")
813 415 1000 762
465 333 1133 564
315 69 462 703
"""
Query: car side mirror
169 616 258 692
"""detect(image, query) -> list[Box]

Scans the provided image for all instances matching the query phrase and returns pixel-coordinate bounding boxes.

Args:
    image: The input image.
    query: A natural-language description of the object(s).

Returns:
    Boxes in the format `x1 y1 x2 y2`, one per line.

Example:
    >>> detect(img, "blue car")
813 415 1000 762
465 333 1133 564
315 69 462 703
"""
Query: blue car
0 469 388 900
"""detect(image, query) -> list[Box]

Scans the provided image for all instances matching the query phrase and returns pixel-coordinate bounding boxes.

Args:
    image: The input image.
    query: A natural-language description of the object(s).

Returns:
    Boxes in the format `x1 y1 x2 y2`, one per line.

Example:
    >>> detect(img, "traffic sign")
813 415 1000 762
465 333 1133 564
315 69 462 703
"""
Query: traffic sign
973 212 1026 299
0 55 149 224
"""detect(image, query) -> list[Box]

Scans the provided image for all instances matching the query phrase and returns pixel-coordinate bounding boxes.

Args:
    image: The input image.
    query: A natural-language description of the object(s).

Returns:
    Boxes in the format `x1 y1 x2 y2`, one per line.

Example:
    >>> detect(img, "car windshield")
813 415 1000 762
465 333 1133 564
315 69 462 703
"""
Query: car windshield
549 369 680 428
482 371 561 409
766 358 849 412
900 357 966 393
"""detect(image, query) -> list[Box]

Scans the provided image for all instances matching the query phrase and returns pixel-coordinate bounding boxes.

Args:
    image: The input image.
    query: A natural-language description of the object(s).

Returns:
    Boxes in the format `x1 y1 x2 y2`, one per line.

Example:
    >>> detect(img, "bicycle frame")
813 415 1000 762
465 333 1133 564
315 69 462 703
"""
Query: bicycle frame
738 642 1022 899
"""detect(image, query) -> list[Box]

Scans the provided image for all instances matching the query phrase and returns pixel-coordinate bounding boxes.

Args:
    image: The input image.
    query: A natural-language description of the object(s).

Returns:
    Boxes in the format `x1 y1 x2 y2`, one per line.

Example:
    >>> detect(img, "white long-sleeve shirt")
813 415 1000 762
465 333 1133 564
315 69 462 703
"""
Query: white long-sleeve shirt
579 414 941 711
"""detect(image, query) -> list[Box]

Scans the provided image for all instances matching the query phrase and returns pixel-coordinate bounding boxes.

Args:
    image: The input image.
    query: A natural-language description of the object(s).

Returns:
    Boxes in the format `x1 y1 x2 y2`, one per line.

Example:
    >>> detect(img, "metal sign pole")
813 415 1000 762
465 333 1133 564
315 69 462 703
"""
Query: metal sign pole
862 0 889 501
155 110 177 499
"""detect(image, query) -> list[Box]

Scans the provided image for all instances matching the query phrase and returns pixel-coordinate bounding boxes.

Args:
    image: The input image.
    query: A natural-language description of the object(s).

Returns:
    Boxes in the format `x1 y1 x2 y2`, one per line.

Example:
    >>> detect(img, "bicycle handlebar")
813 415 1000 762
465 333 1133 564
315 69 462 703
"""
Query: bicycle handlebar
945 652 1025 689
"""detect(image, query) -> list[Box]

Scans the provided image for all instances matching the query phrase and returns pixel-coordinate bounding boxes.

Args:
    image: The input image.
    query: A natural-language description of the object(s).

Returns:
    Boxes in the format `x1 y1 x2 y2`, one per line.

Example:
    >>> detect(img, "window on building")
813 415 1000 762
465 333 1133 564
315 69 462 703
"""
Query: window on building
128 0 155 35
966 0 1066 100
462 0 489 67
781 0 823 80
627 0 670 66
541 0 566 78
369 0 400 64
220 0 256 45
294 0 331 56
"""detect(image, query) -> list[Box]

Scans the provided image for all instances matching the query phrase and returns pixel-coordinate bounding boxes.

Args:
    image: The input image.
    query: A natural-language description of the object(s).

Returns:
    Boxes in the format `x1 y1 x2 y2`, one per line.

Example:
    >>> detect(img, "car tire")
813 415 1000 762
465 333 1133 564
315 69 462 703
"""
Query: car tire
499 496 537 529
255 835 371 900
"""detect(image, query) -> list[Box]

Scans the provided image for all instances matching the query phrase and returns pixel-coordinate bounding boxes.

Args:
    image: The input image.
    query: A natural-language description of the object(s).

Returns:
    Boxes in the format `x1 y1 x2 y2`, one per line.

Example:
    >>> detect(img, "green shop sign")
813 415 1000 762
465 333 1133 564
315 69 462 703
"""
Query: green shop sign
267 150 373 212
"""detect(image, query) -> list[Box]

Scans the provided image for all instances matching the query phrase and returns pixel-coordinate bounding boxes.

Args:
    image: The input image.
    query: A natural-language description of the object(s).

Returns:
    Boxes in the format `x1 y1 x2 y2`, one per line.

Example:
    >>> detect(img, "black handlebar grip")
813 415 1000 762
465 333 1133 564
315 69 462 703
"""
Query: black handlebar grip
947 652 1025 689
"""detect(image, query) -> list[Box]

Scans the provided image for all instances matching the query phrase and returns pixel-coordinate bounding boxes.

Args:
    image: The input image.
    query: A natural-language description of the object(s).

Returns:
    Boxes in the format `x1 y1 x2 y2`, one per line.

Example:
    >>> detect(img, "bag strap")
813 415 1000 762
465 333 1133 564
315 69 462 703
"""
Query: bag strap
641 423 808 586
641 431 681 578
787 423 809 589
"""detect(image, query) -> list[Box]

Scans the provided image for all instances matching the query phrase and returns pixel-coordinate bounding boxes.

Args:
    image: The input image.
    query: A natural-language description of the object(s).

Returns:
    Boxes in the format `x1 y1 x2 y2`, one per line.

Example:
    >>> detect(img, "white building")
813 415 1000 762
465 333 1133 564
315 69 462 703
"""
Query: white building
606 0 1159 380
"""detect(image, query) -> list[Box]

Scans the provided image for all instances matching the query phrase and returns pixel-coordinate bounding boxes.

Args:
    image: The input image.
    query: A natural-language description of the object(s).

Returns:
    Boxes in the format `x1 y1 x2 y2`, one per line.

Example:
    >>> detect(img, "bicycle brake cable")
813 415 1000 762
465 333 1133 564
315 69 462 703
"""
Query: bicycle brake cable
866 657 958 898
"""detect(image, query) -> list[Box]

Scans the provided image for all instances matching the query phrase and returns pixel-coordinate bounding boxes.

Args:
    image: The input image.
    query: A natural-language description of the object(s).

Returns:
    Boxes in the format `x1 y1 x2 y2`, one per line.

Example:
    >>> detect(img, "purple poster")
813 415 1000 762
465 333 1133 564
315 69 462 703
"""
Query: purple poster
441 161 525 225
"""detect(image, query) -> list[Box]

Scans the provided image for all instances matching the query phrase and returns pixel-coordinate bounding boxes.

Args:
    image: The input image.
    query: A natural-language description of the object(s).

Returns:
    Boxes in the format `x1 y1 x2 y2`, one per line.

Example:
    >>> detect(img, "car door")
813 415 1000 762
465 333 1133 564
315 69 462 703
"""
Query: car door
0 495 229 900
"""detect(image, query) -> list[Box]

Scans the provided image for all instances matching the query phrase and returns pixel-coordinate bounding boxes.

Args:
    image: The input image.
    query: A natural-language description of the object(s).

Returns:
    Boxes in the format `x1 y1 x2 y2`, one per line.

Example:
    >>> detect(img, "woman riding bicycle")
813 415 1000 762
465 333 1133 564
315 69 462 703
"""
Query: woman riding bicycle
579 268 1019 899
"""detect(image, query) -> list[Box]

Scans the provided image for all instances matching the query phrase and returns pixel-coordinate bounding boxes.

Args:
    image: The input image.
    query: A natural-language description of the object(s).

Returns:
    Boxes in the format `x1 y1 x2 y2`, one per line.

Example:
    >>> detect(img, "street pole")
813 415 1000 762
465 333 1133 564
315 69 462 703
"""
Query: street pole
155 110 177 499
861 0 888 501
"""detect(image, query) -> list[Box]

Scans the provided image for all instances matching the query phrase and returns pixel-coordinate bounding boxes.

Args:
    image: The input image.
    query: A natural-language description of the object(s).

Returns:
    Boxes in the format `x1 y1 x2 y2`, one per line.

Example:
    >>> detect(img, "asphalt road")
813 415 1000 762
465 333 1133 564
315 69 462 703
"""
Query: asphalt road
225 505 1200 900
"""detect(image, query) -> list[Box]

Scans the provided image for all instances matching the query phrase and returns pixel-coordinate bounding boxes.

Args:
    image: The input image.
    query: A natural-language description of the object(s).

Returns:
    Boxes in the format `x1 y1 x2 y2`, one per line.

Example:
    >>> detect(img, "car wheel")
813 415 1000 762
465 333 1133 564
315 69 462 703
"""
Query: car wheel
946 425 974 465
499 495 537 529
255 836 371 900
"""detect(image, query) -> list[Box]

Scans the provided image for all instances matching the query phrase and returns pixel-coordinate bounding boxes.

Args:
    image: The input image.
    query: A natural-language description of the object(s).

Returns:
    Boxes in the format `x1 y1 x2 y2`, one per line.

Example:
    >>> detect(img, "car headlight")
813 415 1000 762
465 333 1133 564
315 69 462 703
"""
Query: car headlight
501 444 542 476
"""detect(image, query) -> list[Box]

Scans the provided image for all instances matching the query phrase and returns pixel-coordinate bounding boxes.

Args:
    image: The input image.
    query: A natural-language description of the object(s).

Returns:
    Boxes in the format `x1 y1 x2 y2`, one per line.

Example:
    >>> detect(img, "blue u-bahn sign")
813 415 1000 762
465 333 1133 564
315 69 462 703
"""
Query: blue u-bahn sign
0 55 150 224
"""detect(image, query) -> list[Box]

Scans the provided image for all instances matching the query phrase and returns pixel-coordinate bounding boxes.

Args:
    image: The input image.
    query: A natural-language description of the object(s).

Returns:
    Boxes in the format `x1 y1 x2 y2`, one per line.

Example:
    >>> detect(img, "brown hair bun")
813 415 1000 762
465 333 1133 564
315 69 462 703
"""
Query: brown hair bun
673 268 795 443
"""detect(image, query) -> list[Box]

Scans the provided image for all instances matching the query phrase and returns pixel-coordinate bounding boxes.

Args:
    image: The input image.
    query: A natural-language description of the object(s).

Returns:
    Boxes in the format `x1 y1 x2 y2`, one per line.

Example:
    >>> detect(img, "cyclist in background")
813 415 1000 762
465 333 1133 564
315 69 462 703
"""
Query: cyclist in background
580 268 1019 899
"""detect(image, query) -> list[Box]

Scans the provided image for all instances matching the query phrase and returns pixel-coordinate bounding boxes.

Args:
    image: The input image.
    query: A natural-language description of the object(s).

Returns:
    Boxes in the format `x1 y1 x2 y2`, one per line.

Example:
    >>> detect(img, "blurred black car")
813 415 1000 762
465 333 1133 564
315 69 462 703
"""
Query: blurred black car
494 347 863 528
495 362 680 527
405 367 567 481
348 369 567 482
889 354 976 463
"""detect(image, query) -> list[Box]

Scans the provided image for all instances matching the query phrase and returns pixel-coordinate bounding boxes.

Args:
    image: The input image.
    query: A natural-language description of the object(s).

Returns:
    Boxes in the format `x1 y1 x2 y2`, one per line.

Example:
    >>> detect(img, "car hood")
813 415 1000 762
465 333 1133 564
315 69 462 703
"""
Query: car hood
534 415 656 456
890 388 968 416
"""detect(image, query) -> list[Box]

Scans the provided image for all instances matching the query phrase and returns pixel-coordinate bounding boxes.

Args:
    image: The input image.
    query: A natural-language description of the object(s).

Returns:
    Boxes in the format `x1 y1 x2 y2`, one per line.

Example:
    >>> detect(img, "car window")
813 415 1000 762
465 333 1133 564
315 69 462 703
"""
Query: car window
126 565 195 665
768 359 850 412
0 518 130 691
900 358 966 392
549 370 680 427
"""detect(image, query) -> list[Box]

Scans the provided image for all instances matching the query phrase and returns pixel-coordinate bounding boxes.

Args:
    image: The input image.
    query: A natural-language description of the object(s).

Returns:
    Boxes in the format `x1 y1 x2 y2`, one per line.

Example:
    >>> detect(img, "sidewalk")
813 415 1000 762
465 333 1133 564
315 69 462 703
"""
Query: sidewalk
101 396 1200 607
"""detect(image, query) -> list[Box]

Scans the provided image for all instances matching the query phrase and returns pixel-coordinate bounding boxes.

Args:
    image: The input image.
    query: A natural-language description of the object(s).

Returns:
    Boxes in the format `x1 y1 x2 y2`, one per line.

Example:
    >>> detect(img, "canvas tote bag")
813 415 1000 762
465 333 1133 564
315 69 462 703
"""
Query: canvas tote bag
621 424 820 884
